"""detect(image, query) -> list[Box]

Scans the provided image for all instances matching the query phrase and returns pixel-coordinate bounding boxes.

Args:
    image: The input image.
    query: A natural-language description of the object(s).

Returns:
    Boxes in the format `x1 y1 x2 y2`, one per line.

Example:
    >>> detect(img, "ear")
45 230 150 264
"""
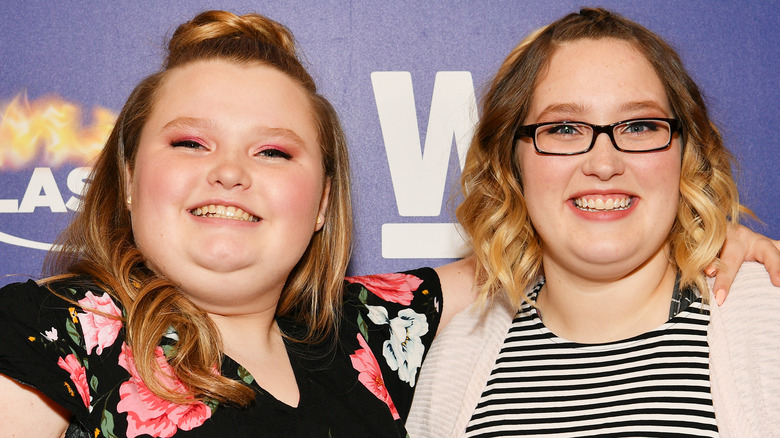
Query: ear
315 177 331 232
124 163 133 212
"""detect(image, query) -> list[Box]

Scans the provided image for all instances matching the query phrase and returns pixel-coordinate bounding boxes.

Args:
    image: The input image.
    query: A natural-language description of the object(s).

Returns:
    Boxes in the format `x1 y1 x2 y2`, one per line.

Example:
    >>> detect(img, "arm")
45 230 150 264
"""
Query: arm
710 224 780 305
434 257 478 334
0 374 69 437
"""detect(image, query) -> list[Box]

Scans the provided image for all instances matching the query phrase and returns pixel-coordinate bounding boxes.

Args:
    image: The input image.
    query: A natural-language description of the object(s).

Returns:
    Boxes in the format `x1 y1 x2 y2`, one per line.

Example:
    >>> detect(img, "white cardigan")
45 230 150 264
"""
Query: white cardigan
406 262 780 437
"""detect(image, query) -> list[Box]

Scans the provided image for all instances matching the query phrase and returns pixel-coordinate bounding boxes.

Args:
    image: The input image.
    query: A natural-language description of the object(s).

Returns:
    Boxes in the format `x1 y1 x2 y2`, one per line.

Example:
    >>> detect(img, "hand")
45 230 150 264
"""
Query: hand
706 224 780 305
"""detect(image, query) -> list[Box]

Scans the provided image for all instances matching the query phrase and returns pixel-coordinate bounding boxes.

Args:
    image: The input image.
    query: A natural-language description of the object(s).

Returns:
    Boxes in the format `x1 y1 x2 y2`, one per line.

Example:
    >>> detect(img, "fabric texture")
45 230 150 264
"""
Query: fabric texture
464 285 718 436
0 268 442 438
406 262 780 437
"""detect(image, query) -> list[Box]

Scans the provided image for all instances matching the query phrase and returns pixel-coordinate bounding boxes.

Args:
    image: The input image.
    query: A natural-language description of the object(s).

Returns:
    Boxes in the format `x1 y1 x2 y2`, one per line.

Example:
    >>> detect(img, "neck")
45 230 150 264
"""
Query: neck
208 304 281 359
536 247 676 343
208 302 301 407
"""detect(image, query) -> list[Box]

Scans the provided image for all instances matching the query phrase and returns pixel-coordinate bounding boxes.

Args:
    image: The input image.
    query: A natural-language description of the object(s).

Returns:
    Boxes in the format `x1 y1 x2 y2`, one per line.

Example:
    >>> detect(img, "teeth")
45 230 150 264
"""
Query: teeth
574 196 632 212
190 204 259 222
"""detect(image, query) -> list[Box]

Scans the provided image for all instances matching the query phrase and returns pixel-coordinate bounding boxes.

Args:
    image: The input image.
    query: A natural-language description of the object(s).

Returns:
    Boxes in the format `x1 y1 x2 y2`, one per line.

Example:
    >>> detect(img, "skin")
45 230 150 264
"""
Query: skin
517 38 681 342
3 40 780 438
434 38 780 336
128 60 329 318
0 58 331 435
126 60 330 407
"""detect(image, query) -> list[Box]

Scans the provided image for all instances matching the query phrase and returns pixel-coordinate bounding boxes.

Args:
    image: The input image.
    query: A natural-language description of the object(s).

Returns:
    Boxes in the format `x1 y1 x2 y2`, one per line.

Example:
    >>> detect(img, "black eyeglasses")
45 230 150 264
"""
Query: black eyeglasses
515 118 682 155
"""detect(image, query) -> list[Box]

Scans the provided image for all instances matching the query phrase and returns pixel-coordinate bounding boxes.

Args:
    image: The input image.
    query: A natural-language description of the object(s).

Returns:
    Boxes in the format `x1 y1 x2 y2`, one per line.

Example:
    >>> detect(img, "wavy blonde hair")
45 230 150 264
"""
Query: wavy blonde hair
44 10 352 406
458 8 743 309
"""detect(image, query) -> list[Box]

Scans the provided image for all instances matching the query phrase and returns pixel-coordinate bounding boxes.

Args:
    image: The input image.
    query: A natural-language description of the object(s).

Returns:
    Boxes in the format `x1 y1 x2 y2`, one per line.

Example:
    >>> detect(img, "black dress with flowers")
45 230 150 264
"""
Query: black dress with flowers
0 268 442 437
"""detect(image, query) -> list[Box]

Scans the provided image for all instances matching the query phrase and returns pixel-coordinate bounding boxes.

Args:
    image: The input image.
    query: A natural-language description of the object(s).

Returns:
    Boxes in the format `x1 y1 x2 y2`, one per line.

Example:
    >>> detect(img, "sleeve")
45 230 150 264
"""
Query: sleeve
707 262 780 436
341 267 443 422
0 280 117 422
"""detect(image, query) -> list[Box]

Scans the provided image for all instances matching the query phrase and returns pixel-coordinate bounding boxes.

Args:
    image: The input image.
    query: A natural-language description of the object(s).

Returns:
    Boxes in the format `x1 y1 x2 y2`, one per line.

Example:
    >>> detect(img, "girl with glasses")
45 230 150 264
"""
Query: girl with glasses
408 8 780 437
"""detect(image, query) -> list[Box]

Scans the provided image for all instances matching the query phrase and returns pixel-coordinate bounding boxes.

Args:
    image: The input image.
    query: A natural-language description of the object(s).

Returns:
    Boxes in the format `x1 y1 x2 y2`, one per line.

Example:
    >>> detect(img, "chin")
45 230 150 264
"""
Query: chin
574 248 643 270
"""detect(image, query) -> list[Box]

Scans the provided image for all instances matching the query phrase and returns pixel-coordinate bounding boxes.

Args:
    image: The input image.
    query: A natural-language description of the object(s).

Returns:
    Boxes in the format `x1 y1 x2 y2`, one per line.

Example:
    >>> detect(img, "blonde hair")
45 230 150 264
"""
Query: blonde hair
458 8 743 309
44 10 352 406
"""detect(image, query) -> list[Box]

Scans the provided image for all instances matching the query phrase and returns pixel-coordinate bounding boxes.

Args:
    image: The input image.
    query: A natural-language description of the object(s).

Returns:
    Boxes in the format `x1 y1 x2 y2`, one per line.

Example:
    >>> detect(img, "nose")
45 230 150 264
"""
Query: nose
207 150 251 189
581 131 624 180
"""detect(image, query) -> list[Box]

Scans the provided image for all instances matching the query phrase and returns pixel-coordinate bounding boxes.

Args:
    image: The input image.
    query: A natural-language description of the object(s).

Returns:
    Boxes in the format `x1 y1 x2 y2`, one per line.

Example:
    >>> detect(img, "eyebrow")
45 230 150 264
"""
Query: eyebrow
619 100 669 115
254 126 307 147
160 117 217 132
535 103 587 121
534 100 670 122
160 117 307 146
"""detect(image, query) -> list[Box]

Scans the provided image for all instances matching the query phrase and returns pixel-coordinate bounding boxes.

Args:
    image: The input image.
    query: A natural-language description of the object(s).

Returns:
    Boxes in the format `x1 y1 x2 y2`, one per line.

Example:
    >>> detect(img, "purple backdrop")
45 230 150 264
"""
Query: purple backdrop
1 1 777 285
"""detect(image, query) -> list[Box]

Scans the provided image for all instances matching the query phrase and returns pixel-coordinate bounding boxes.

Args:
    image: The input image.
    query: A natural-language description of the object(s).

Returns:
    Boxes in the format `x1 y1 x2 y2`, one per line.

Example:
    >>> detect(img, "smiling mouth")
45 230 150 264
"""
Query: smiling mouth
573 196 633 212
189 204 260 222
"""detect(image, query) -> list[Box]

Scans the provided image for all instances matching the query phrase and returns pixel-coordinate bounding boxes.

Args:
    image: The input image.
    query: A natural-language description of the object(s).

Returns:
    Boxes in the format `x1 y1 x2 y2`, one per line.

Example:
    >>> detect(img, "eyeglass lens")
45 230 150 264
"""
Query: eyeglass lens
535 119 672 154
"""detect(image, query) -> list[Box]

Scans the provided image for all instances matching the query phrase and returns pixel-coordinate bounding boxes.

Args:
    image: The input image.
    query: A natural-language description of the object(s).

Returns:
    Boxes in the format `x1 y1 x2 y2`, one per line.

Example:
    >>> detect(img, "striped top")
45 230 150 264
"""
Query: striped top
465 282 718 438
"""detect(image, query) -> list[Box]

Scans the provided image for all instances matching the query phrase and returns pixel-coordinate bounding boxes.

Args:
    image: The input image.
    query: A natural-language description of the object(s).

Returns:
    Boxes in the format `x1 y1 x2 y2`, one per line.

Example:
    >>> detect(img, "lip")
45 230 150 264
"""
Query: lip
568 190 637 220
187 200 261 223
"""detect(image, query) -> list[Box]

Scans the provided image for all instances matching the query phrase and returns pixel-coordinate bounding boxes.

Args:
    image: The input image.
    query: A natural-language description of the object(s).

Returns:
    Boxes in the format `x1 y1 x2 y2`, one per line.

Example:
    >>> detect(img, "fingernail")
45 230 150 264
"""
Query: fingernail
716 289 726 306
704 267 716 277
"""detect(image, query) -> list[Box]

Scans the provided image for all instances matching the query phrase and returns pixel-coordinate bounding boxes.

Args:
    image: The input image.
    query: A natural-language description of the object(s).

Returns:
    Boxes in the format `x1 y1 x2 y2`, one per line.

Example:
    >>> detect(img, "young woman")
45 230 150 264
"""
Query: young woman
0 11 441 437
408 8 779 437
0 8 775 438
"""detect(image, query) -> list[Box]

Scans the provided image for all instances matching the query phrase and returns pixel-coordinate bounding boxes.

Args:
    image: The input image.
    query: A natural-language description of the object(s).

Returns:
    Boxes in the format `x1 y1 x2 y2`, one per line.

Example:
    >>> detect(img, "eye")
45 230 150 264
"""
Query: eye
258 147 292 159
171 139 206 150
621 120 660 135
543 123 585 137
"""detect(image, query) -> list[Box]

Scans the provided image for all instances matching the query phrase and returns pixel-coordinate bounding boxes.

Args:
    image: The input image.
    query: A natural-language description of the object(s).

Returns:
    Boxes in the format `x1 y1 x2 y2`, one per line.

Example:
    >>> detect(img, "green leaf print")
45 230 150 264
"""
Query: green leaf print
357 313 369 341
358 287 368 304
65 318 81 346
90 375 99 392
161 344 178 359
101 409 118 438
237 366 255 385
204 398 219 413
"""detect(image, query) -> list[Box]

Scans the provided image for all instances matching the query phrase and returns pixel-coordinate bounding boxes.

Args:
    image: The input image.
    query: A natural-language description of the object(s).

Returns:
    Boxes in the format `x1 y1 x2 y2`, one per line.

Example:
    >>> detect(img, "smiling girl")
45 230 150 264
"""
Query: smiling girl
408 8 780 437
0 11 441 437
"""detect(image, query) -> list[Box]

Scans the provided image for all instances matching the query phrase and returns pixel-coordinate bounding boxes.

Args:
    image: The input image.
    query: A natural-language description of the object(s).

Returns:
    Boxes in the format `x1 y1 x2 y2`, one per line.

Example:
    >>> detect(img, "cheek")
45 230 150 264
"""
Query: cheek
640 154 682 200
132 162 184 208
518 153 571 215
265 170 325 218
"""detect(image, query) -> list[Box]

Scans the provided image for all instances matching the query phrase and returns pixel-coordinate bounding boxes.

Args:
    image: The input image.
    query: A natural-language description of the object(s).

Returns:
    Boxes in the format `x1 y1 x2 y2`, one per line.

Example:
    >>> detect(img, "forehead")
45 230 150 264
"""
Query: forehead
528 38 671 119
149 59 318 142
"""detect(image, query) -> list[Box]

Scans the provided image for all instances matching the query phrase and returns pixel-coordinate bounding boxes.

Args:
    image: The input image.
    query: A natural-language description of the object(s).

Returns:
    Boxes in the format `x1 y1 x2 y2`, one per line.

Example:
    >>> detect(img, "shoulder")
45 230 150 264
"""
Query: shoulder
711 261 780 313
0 277 127 425
1 277 121 322
0 279 55 304
708 262 780 353
0 279 70 322
707 262 780 432
434 257 478 332
342 268 443 345
344 267 442 307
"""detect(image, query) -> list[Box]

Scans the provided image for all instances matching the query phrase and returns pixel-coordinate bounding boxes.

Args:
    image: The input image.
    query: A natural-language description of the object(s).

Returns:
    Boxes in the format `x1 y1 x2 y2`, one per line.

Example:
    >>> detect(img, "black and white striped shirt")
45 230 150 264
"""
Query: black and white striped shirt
466 282 717 438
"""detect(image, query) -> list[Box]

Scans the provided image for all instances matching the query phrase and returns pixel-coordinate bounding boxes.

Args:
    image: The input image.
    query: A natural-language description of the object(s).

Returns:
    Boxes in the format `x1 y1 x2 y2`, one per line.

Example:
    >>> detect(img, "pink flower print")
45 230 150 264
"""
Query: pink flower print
349 334 400 420
57 354 90 408
77 291 123 355
345 273 423 305
116 343 212 438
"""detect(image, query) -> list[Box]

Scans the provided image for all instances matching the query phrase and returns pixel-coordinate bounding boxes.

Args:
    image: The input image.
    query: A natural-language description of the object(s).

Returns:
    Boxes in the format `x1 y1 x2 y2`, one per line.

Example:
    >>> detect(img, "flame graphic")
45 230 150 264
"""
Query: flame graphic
0 93 116 169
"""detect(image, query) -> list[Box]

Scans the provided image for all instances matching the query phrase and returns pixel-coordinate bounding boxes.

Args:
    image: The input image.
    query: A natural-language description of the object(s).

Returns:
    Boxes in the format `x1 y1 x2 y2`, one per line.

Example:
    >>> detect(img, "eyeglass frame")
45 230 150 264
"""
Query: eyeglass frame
514 117 683 156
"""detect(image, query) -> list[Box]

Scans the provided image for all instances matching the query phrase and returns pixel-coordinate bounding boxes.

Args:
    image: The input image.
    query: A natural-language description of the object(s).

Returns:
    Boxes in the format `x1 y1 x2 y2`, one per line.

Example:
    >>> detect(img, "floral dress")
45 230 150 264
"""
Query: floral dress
0 268 442 437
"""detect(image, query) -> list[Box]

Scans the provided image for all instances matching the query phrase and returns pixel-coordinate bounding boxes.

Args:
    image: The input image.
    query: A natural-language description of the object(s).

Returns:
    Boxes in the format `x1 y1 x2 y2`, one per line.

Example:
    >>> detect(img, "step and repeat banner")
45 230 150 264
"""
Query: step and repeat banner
1 1 777 284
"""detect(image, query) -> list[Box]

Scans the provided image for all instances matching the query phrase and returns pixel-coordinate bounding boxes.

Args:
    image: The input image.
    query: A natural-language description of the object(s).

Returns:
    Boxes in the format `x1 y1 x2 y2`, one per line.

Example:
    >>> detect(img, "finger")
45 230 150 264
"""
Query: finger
747 238 780 287
713 225 749 304
712 254 739 306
